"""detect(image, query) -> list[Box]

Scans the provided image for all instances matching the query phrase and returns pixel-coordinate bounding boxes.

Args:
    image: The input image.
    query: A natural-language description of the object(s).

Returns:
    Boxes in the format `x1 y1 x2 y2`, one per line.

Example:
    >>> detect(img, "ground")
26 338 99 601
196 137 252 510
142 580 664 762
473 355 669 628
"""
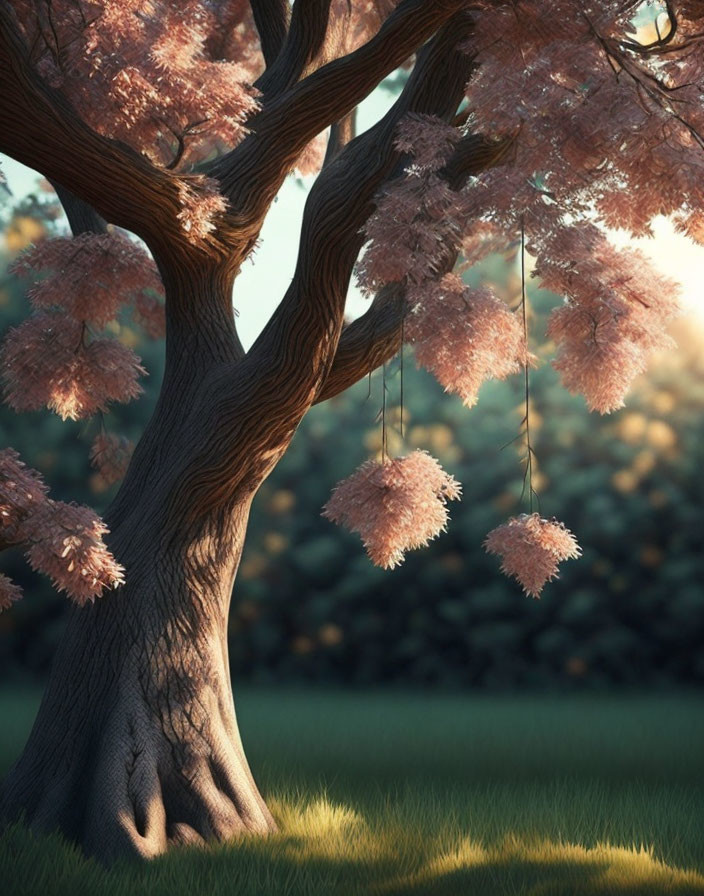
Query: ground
1 688 703 895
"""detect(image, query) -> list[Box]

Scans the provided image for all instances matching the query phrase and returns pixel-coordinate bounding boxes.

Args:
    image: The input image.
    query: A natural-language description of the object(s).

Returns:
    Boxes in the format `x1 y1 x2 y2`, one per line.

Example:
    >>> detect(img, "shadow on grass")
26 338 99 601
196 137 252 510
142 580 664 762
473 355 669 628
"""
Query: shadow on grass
3 795 704 896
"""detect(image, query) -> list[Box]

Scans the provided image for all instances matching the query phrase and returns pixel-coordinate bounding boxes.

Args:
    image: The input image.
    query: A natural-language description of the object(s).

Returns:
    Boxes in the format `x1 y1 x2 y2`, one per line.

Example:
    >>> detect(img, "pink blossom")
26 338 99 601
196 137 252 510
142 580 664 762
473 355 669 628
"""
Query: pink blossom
0 574 22 612
406 275 528 406
26 501 124 605
1 314 145 421
13 232 163 329
1 448 123 605
394 114 460 172
0 448 49 544
177 178 229 242
90 433 134 487
323 450 461 568
484 513 581 598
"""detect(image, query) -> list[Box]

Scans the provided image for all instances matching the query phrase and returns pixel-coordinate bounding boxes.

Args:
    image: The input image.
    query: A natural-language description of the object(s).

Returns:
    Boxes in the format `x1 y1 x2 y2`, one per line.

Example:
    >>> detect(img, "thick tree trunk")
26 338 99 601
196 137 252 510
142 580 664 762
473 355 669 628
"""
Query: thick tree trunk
0 494 276 862
0 263 279 863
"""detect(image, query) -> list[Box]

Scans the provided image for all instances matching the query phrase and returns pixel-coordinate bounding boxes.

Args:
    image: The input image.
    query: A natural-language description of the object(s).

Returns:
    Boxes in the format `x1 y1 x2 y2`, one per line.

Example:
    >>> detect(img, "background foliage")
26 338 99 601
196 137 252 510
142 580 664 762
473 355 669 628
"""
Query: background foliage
1 201 703 688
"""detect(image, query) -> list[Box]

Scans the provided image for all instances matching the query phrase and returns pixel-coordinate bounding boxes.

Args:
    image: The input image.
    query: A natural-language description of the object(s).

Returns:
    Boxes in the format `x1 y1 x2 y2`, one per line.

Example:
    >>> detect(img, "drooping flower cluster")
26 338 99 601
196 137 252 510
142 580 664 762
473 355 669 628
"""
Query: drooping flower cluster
406 275 527 407
12 232 163 327
358 114 529 406
357 172 464 294
0 448 123 607
484 513 581 598
1 312 145 420
358 114 464 295
176 178 229 240
540 229 680 412
26 501 125 603
323 450 461 568
90 432 134 487
2 233 153 420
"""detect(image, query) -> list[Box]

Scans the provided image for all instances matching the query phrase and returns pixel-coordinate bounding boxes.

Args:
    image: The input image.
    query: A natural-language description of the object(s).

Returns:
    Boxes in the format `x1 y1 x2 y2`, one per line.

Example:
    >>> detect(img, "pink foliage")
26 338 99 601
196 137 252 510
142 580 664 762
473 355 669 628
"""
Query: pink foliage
539 227 679 412
358 173 464 294
0 573 22 612
177 178 229 241
0 449 123 605
12 232 164 328
323 450 461 568
394 114 460 173
406 274 527 407
26 501 124 604
0 448 49 545
484 513 581 598
1 313 145 420
90 432 134 487
13 0 261 167
295 134 328 177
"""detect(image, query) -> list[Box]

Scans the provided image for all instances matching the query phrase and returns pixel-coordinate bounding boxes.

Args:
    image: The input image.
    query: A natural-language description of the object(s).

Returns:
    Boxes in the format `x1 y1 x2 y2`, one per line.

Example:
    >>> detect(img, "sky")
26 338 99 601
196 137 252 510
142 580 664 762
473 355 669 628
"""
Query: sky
2 78 704 347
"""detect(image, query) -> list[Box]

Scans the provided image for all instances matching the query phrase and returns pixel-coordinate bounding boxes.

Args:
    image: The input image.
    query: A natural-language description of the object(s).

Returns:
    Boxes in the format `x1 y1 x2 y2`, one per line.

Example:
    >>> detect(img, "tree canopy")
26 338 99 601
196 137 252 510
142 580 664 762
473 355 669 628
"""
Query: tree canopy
1 0 702 600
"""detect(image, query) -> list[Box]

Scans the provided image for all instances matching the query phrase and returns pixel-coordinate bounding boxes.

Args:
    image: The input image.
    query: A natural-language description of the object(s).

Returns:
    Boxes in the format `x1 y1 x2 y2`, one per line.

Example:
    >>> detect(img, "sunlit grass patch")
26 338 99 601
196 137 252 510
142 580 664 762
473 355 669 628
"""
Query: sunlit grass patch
2 689 703 895
390 835 704 895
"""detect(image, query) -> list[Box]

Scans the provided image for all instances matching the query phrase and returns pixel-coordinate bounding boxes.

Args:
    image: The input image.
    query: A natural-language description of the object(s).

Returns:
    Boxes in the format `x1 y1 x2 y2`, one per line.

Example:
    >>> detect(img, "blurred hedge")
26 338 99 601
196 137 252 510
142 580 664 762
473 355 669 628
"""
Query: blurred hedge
1 210 703 688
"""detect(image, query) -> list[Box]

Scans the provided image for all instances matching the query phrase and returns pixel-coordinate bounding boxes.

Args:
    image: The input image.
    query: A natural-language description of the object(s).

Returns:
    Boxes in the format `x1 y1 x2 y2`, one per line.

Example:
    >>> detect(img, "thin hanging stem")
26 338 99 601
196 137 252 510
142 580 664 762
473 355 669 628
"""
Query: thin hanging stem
399 317 405 441
381 362 388 463
519 215 539 514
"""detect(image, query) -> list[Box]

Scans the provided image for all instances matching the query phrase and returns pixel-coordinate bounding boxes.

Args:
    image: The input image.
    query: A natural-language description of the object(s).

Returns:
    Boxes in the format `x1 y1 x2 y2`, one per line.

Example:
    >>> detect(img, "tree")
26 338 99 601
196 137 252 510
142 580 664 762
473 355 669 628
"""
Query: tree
0 0 702 863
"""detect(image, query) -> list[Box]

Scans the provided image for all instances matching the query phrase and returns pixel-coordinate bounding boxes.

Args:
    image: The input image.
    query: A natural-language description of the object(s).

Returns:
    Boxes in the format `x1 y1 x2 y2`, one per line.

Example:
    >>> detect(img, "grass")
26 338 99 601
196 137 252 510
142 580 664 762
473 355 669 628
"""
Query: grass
1 688 703 895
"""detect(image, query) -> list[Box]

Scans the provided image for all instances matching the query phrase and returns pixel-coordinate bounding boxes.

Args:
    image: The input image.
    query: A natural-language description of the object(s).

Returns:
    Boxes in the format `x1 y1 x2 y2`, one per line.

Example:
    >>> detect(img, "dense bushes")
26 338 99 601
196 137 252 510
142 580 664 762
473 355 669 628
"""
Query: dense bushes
1 234 703 688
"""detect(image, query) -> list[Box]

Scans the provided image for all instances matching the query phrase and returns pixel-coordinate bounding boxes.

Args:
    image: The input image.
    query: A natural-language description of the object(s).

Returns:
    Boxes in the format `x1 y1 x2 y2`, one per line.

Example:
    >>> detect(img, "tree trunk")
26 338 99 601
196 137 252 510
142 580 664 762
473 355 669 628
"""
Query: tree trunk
0 264 280 863
0 492 276 862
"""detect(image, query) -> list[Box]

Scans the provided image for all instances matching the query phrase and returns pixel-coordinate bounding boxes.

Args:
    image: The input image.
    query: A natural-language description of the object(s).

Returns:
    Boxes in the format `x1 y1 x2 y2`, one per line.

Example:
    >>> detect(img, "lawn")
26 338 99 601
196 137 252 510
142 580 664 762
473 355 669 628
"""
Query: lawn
1 688 703 895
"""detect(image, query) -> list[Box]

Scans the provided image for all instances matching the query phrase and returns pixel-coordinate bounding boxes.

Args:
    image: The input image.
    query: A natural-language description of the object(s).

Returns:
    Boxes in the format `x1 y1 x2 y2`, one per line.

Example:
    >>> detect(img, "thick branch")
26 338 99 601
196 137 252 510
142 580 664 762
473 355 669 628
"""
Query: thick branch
210 0 467 227
50 182 107 236
314 135 515 403
255 0 334 95
0 3 183 252
250 0 290 67
174 13 477 519
314 285 405 403
323 109 358 167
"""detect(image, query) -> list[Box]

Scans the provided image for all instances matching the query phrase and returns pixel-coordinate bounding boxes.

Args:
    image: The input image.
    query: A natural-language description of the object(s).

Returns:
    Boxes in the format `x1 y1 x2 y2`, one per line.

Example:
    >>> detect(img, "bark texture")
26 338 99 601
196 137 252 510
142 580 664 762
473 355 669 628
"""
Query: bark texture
0 267 276 862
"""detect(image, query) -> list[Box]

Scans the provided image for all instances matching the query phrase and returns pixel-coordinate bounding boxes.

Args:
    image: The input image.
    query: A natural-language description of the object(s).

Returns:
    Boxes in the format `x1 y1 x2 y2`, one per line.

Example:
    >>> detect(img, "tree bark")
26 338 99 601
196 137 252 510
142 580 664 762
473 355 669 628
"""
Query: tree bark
0 269 277 864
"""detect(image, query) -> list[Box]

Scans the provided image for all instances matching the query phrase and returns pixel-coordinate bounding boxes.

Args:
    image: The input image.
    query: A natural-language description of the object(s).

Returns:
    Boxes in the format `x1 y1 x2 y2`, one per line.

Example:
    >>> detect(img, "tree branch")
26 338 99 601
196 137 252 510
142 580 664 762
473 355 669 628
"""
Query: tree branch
176 12 478 517
210 0 467 230
323 109 358 167
0 2 183 252
50 182 108 236
255 0 334 95
314 134 515 404
250 0 290 67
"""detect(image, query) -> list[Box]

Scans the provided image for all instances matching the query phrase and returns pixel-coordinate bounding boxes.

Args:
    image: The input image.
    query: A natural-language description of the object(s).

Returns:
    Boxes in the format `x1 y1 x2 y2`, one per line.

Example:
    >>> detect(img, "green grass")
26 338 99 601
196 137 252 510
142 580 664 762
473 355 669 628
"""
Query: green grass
1 688 703 895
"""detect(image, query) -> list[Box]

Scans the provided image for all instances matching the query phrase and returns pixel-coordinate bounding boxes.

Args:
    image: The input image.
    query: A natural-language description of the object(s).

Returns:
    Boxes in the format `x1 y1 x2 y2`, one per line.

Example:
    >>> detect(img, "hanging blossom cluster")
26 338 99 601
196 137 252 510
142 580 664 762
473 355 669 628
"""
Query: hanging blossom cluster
358 114 529 405
12 0 261 168
455 0 698 410
1 233 157 420
0 449 123 606
323 451 461 569
90 432 134 487
484 514 582 598
541 229 680 412
176 178 229 241
406 274 528 408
